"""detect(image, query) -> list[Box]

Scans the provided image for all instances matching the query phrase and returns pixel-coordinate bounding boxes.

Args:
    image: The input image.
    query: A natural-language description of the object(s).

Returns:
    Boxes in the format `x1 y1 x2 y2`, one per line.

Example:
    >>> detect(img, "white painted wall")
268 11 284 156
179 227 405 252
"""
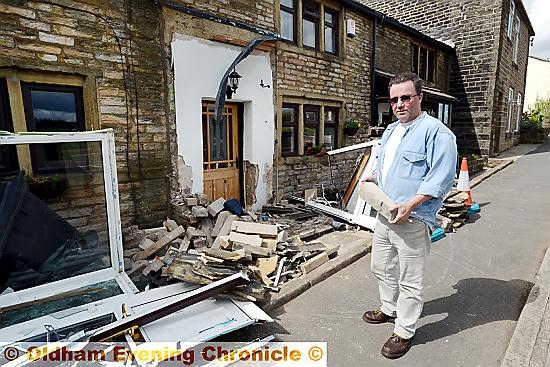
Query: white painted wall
172 35 275 210
524 56 550 111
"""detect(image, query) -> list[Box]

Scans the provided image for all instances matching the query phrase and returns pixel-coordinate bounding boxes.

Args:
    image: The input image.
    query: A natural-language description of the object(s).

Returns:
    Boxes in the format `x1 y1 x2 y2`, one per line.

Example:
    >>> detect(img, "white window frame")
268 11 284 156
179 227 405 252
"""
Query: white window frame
515 92 522 132
513 16 520 64
507 87 514 133
507 0 515 39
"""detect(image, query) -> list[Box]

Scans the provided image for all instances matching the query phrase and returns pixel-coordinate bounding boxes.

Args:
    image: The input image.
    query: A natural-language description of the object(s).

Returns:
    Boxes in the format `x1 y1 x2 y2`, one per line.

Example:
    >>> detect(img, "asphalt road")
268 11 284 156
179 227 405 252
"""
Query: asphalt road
224 142 550 367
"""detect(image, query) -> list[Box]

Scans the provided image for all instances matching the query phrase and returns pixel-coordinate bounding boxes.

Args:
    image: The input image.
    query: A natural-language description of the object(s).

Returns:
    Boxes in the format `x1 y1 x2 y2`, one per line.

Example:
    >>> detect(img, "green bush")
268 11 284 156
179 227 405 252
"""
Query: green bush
521 108 543 129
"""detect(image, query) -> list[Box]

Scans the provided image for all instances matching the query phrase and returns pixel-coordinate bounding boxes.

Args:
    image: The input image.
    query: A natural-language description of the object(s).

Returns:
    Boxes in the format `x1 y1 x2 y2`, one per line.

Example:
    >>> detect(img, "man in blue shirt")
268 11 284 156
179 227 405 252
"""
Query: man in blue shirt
362 72 457 359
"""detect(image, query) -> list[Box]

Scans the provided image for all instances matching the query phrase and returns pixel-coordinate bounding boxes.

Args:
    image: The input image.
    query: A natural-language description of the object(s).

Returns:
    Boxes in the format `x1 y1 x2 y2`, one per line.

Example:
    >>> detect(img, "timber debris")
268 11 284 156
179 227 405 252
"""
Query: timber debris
122 194 339 303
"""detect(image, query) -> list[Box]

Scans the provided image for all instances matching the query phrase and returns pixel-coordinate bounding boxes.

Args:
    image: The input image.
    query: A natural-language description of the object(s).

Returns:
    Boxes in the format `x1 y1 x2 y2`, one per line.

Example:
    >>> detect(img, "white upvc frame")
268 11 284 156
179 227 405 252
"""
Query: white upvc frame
507 87 514 133
513 15 521 64
0 129 137 312
507 0 515 39
515 92 522 132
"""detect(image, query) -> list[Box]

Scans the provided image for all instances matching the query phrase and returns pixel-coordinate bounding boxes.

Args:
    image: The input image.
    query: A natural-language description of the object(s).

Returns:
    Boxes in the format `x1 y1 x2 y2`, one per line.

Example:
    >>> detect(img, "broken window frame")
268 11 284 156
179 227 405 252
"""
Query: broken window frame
0 130 136 318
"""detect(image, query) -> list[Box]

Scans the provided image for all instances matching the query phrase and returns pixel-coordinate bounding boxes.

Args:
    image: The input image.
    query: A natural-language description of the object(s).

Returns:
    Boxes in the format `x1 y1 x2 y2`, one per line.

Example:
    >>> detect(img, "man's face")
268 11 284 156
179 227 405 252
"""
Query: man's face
389 80 423 123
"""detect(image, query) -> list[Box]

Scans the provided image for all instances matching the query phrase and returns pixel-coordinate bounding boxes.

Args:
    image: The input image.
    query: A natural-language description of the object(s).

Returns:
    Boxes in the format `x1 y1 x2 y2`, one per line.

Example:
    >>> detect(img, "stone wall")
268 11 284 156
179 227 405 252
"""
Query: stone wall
0 0 170 228
358 0 532 157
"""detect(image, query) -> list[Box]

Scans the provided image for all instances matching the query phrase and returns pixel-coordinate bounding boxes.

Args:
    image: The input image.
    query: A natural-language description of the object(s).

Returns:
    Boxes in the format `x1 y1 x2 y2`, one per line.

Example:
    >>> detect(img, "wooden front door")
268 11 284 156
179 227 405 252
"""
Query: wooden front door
202 102 240 201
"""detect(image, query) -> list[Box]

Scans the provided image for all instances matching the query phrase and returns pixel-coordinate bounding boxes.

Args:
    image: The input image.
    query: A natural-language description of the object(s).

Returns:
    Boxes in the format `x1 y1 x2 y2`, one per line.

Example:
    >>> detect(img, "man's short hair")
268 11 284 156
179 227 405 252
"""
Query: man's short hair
388 72 424 95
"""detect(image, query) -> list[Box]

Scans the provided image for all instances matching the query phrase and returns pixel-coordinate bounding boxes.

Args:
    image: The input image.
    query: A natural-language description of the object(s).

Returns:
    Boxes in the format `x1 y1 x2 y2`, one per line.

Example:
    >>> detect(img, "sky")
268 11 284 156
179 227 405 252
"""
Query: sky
522 0 550 59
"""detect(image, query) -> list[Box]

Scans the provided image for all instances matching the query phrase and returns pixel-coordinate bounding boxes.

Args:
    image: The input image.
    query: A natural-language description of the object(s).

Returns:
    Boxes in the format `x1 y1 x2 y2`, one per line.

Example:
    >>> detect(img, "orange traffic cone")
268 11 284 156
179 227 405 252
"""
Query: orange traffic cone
457 157 473 206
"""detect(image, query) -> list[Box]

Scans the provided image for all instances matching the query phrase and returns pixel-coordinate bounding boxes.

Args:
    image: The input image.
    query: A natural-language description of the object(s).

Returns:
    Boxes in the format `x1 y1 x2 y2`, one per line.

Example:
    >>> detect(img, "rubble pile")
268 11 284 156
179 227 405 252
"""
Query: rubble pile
122 195 339 302
437 192 473 232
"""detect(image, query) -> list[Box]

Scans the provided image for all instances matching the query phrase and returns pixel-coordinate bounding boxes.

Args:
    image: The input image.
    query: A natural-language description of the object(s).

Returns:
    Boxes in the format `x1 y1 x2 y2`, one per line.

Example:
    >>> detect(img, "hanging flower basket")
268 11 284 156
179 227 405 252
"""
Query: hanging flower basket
344 126 359 136
344 119 361 136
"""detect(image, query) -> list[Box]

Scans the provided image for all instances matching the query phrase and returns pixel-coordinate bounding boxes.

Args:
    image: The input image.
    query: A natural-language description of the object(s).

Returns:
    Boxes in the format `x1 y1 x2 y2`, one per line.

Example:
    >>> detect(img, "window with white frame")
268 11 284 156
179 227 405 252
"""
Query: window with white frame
507 0 515 39
507 87 514 133
513 16 520 64
515 92 522 131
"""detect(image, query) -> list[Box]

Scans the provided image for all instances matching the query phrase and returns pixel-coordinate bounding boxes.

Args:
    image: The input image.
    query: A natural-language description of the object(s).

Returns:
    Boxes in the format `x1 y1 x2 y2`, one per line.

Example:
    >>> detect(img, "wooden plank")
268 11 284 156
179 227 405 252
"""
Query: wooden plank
134 226 185 261
229 232 262 247
358 182 396 221
231 221 278 238
299 251 329 275
342 148 371 207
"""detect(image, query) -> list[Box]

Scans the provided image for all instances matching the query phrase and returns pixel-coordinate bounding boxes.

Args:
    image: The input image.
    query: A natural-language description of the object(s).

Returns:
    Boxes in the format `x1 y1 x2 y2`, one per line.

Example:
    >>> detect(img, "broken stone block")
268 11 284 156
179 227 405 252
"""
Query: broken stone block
212 211 231 237
192 206 209 218
164 218 179 232
139 237 155 251
207 197 225 217
196 193 209 206
184 196 198 206
186 227 208 239
193 237 208 250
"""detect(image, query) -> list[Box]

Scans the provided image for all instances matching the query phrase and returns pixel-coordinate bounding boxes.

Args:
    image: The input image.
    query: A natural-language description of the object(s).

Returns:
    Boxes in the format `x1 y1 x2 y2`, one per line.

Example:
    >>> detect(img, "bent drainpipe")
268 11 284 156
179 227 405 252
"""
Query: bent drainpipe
214 35 279 125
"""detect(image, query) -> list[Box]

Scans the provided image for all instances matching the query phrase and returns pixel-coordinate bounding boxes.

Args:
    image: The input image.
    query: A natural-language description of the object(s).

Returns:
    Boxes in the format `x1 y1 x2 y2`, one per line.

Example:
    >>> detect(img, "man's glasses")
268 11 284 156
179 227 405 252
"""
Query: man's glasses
389 94 419 105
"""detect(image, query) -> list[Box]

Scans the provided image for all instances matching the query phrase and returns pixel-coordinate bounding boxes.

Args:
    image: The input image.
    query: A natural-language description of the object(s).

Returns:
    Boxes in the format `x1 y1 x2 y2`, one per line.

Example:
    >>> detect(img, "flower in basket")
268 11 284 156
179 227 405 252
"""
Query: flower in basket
344 119 361 129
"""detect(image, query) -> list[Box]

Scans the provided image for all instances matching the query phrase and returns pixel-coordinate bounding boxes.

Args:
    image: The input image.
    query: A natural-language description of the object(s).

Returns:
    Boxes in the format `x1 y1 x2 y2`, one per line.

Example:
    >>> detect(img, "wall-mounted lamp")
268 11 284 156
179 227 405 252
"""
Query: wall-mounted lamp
226 68 242 99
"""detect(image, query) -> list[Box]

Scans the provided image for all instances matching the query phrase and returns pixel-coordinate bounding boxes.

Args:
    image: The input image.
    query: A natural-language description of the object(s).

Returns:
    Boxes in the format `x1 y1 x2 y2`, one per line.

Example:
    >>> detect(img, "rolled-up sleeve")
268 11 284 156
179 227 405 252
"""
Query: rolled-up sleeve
417 131 458 198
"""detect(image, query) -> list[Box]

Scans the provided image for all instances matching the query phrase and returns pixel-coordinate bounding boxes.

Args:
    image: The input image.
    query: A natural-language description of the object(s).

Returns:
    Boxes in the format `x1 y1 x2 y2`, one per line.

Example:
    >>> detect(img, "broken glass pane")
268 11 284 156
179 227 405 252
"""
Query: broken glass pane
0 141 111 293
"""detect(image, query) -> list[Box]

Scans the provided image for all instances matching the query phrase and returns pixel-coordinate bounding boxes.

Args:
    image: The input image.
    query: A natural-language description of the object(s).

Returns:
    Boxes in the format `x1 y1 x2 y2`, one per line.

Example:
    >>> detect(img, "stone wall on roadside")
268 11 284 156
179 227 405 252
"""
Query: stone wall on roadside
0 0 169 228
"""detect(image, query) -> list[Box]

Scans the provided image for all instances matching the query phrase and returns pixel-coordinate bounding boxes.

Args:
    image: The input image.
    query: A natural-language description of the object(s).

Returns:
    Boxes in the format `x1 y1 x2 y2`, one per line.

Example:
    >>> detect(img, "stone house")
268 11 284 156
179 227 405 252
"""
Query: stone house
0 0 455 229
358 0 535 156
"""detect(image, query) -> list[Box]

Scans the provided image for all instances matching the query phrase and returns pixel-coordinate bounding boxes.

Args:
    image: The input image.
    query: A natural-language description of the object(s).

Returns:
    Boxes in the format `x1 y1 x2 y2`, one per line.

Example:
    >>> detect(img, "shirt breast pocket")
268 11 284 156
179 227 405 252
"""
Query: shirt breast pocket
399 151 427 180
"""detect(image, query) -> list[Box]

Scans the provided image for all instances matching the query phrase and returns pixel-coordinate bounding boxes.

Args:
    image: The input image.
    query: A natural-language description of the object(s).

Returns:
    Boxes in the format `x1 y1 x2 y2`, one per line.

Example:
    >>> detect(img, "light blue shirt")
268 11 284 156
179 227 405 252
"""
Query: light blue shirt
374 112 458 229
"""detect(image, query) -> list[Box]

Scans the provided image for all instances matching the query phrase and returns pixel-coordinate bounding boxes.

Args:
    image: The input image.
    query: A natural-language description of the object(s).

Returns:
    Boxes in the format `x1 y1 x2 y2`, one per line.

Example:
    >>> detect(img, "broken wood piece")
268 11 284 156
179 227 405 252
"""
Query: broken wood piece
229 232 263 247
133 226 185 261
273 256 287 286
304 188 317 203
299 251 329 275
231 221 278 238
358 182 397 221
231 242 272 257
249 265 273 286
256 256 279 276
203 248 246 262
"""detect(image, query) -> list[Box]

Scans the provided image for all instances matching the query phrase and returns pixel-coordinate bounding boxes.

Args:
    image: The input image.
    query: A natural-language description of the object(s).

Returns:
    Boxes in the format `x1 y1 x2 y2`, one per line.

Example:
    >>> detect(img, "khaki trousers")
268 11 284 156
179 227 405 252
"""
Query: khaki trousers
371 215 431 339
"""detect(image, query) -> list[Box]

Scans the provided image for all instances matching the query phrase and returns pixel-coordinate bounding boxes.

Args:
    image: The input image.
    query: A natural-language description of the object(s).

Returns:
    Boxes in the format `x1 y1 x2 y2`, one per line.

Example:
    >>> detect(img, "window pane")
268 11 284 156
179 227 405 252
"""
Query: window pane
324 127 336 151
281 0 294 8
428 50 435 82
282 126 296 154
325 27 335 53
324 109 336 123
304 126 317 151
209 115 228 162
281 10 294 41
303 19 316 48
305 110 317 121
30 90 78 131
282 106 295 124
0 142 111 293
325 12 333 24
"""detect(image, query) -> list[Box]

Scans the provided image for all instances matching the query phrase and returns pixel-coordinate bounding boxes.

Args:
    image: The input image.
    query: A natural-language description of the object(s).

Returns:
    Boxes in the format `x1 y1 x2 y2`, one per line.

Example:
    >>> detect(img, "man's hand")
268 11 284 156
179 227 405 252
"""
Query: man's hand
388 202 413 224
361 174 377 184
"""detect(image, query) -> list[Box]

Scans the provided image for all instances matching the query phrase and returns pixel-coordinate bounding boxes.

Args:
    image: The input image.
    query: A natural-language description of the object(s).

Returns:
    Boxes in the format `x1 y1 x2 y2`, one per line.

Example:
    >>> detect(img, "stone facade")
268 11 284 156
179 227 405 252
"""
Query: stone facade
357 0 535 156
0 0 169 228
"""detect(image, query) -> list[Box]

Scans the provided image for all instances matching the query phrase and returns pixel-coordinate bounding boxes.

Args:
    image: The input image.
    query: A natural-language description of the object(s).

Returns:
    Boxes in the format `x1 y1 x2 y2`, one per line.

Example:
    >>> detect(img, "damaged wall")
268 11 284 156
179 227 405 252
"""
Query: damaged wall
164 6 276 210
0 0 170 227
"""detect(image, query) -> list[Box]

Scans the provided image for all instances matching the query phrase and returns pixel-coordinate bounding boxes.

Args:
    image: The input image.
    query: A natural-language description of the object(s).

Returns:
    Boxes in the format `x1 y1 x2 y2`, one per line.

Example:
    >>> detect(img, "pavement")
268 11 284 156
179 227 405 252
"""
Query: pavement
249 141 550 366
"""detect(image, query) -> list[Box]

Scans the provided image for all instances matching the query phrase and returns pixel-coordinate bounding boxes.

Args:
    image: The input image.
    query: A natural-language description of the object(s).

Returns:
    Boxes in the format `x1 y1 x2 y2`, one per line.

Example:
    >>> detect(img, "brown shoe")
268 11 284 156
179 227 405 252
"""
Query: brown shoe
381 333 412 359
362 309 396 324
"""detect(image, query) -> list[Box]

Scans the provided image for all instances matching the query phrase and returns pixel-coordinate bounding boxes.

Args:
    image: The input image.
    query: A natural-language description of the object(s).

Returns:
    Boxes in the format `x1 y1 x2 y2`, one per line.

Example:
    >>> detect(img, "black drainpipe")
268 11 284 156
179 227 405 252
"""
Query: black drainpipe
371 17 377 127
